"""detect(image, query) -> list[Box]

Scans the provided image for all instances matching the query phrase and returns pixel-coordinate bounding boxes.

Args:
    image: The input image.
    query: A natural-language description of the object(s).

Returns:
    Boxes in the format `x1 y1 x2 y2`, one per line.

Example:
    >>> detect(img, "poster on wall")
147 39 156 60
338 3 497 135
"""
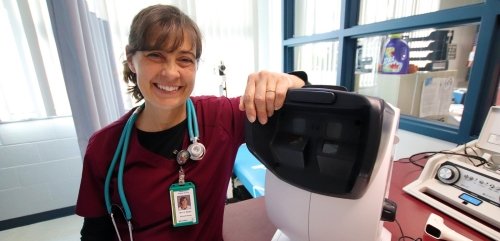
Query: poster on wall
419 77 454 119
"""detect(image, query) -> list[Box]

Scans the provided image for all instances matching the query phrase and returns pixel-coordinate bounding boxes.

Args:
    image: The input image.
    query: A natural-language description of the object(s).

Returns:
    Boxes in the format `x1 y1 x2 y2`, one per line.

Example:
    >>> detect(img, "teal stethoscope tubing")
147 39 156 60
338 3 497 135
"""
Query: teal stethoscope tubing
103 98 199 238
187 97 199 142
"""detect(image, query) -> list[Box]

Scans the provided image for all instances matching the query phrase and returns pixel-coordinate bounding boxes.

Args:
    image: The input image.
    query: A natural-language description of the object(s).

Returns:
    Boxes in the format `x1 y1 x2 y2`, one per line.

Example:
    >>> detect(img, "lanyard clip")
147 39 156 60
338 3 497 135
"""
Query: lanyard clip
179 167 185 185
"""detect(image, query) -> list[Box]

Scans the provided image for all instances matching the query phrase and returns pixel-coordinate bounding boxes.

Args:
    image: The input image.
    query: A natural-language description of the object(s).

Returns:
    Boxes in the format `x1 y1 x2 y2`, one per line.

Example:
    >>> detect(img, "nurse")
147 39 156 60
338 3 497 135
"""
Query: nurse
75 4 307 241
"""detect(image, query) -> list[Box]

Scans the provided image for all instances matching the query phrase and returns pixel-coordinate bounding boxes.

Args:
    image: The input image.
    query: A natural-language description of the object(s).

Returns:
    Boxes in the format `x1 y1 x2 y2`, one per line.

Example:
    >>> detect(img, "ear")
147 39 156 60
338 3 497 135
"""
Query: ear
125 45 136 73
127 59 136 73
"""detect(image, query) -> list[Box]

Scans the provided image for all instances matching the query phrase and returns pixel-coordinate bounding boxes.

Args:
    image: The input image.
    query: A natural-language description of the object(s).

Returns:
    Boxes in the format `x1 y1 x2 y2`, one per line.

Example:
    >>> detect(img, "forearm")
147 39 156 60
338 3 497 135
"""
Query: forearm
80 216 114 241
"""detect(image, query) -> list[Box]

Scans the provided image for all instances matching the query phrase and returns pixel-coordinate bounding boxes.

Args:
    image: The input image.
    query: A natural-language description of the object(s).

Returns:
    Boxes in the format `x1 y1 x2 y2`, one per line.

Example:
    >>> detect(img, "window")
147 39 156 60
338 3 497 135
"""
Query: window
0 0 70 123
294 41 339 85
294 0 341 37
354 24 478 127
283 0 500 143
358 0 484 25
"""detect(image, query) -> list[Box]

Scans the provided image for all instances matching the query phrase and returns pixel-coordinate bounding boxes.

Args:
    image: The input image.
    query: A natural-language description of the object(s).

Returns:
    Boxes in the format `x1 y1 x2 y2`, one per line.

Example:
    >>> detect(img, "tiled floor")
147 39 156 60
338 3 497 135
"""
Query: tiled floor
0 215 83 241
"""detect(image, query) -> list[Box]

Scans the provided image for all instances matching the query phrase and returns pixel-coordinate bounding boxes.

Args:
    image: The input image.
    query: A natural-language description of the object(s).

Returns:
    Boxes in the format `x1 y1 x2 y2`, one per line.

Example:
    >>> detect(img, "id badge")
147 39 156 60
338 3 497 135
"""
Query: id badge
169 182 199 227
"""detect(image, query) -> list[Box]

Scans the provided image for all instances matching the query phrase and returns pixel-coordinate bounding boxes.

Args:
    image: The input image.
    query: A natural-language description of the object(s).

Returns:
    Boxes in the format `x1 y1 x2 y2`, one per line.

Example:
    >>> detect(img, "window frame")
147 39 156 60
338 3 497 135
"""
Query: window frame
283 0 500 143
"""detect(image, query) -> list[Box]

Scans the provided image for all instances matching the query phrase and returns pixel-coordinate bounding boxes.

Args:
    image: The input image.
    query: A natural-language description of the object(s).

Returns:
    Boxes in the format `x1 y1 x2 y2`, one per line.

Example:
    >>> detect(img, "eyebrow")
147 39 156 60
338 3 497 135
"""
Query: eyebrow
177 50 196 58
147 48 195 56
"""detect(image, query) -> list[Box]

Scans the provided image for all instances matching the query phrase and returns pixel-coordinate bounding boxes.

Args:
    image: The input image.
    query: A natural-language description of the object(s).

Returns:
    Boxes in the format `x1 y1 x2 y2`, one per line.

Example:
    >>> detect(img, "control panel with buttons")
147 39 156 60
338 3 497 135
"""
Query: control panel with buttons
436 161 499 207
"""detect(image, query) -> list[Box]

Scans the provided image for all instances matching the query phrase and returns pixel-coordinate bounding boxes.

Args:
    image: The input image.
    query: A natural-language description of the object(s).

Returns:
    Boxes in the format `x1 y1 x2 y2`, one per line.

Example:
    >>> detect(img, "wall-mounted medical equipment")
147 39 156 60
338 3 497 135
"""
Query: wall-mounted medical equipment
218 61 227 97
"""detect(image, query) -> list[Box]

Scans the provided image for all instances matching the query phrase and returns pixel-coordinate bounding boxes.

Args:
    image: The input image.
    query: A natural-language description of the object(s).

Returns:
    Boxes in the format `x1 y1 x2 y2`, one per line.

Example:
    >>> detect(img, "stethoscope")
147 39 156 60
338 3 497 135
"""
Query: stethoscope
103 98 205 241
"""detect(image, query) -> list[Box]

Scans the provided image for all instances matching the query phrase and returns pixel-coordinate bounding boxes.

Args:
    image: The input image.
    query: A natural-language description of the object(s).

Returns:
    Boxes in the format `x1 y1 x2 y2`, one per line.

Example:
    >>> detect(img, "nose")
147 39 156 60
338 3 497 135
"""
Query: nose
161 61 180 78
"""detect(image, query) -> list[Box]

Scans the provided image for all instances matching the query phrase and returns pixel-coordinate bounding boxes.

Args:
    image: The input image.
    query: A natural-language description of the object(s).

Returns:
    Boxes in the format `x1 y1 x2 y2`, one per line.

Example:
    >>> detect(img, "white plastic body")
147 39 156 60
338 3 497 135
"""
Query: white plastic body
266 104 400 241
425 213 473 241
477 106 500 153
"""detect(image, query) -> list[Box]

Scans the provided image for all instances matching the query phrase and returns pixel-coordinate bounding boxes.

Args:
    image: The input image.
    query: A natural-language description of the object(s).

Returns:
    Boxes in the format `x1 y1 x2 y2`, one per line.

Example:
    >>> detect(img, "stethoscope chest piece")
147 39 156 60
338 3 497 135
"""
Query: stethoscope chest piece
187 141 206 160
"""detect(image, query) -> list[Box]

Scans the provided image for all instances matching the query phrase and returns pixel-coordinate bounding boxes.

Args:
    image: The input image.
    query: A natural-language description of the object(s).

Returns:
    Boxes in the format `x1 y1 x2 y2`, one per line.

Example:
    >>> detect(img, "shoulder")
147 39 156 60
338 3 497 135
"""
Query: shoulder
86 110 133 151
83 108 135 173
191 95 239 108
189 95 245 144
190 96 242 120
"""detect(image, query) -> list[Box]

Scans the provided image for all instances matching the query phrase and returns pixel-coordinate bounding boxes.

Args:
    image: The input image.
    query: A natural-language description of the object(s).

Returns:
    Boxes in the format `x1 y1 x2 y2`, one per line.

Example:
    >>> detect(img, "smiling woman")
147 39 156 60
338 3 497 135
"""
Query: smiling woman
123 6 201 109
0 0 284 235
74 3 306 241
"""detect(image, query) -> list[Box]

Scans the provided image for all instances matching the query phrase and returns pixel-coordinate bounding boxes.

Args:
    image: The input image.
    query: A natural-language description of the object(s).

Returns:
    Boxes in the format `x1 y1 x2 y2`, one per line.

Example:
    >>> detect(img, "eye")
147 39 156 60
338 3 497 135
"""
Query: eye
145 51 164 61
178 56 195 66
180 57 194 63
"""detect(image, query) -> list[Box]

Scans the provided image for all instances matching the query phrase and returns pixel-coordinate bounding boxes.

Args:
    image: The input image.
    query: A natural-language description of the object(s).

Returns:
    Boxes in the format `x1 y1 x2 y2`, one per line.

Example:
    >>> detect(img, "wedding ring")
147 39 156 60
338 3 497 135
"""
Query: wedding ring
266 90 275 92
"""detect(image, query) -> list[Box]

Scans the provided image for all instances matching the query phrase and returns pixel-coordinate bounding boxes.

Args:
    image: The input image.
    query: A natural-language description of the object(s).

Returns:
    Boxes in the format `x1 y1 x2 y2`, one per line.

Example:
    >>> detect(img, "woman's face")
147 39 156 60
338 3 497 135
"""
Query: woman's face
128 35 197 112
181 198 188 208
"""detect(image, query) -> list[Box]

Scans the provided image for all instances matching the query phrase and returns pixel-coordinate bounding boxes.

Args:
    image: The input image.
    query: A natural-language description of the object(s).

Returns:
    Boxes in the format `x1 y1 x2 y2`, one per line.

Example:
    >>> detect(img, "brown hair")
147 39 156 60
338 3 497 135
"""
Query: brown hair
123 5 203 101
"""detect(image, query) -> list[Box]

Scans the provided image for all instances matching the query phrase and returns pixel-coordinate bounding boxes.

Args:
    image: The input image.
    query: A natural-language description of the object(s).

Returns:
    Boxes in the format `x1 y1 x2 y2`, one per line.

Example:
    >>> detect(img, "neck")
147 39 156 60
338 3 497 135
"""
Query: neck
135 102 187 132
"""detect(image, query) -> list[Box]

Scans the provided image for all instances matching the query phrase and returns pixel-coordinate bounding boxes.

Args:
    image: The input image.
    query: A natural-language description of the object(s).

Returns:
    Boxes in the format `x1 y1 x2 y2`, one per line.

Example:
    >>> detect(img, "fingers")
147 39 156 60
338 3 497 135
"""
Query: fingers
265 76 277 118
249 72 269 124
240 71 292 125
273 75 290 110
240 76 257 123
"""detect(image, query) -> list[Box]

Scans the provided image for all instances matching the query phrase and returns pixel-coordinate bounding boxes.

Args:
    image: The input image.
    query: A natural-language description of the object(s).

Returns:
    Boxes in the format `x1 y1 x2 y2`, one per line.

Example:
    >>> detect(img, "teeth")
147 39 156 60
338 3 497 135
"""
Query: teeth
157 84 179 91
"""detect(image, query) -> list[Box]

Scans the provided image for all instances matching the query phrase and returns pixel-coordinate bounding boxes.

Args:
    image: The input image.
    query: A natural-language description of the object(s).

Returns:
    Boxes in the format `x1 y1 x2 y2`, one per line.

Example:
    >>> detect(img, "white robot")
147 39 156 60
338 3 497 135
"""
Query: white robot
246 86 400 241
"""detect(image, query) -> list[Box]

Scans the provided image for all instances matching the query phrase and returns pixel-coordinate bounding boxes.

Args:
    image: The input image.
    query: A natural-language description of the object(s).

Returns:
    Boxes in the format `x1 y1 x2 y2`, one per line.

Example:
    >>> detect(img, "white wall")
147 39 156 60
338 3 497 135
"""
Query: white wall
0 117 82 221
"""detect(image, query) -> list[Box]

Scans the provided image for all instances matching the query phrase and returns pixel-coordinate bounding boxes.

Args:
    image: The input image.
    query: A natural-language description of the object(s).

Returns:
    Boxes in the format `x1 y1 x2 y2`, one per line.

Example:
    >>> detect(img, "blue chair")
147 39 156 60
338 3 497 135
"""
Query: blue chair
233 144 266 198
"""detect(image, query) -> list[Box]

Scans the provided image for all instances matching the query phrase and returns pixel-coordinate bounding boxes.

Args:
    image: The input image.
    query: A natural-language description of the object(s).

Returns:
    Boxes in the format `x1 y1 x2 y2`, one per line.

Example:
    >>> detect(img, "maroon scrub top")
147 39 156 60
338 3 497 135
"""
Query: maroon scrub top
76 96 245 241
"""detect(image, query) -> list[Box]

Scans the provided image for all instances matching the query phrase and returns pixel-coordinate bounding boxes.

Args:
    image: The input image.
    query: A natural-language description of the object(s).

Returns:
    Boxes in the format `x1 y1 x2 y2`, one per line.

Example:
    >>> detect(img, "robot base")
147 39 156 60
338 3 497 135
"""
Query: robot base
271 227 392 241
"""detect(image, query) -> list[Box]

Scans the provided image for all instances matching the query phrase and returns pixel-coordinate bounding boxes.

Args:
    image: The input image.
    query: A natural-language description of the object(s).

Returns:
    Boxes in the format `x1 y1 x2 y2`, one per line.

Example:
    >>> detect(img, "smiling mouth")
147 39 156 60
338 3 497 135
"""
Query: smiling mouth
155 84 180 92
